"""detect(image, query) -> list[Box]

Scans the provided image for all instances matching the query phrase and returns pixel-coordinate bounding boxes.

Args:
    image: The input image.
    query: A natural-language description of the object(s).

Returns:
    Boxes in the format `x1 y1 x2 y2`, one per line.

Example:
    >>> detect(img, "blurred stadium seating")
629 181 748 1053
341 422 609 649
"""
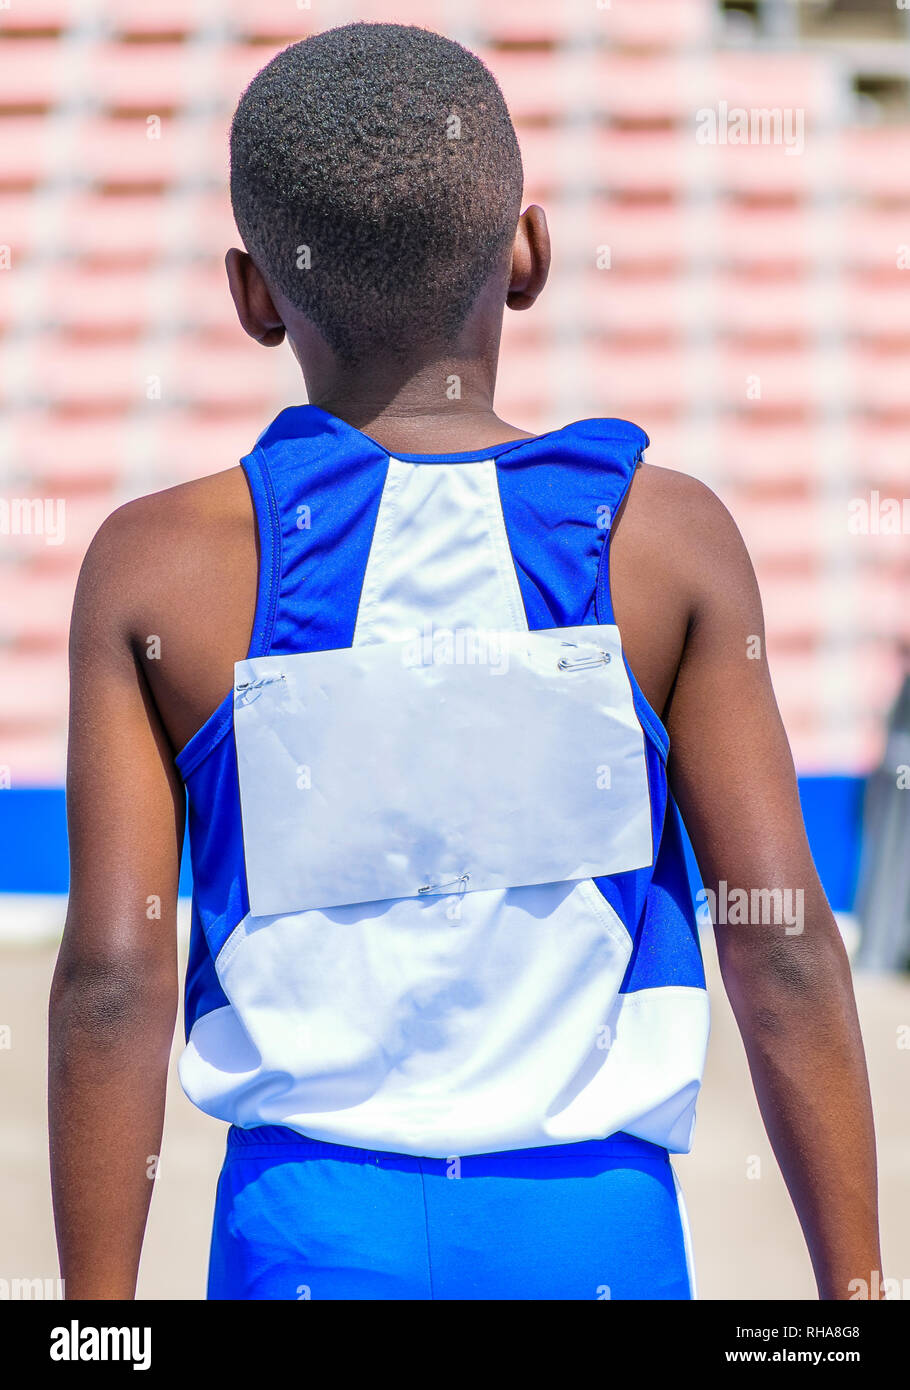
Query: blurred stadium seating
0 0 908 873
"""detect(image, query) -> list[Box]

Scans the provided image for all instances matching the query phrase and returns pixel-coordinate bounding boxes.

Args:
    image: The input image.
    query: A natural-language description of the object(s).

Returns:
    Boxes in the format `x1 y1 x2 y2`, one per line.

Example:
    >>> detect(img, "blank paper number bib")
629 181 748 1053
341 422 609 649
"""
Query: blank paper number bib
233 624 653 917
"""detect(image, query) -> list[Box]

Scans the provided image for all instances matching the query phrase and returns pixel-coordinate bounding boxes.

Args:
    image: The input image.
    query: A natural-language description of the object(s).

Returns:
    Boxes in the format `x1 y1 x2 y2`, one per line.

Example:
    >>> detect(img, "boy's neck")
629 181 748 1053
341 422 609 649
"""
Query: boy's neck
311 392 535 456
291 305 534 455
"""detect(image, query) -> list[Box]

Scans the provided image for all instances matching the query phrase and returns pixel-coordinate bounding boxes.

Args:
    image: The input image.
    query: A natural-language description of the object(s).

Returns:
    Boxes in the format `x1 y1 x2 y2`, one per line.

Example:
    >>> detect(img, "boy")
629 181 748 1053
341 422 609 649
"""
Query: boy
49 23 881 1300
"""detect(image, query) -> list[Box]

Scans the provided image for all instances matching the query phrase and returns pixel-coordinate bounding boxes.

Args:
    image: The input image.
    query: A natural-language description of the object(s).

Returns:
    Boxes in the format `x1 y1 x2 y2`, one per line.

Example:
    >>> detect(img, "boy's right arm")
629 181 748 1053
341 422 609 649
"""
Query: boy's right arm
49 507 183 1299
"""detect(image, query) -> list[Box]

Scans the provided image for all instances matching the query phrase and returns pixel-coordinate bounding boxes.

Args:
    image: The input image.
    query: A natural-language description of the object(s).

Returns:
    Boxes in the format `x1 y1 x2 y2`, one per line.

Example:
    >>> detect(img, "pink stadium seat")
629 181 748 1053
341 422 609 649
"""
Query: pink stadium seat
0 654 68 722
717 423 826 484
761 661 886 773
717 347 818 412
629 420 690 469
0 729 68 786
588 0 710 49
844 208 910 273
186 190 238 258
697 139 815 199
465 0 572 44
781 726 828 775
171 339 294 409
732 495 827 564
86 42 198 109
762 651 828 720
341 0 516 37
841 129 910 202
845 274 910 339
0 494 112 562
0 0 78 28
760 573 827 642
594 54 697 124
850 422 910 489
715 271 814 340
62 192 172 263
553 200 686 270
0 118 54 184
577 268 685 338
498 329 672 430
576 345 688 416
224 0 318 39
159 411 275 482
0 41 68 106
843 510 910 568
75 117 186 186
713 204 814 270
46 264 160 333
206 108 233 166
854 567 910 641
58 494 117 557
696 53 837 125
789 689 907 770
217 43 283 106
8 412 129 485
592 129 693 196
518 129 690 198
850 347 910 414
35 340 149 409
0 571 76 646
63 193 232 271
494 51 717 125
489 49 596 122
0 192 37 261
181 263 238 334
105 0 209 35
488 336 565 428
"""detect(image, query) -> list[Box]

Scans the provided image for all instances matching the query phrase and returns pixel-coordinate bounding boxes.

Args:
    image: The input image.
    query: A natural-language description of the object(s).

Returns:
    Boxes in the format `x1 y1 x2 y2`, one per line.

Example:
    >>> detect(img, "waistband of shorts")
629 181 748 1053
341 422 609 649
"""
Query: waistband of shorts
225 1124 669 1163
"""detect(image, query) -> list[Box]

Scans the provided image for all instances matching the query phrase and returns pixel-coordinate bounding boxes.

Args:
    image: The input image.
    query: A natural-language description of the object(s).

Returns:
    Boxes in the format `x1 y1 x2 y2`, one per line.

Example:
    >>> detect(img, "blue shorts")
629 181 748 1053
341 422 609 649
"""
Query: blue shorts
207 1125 696 1300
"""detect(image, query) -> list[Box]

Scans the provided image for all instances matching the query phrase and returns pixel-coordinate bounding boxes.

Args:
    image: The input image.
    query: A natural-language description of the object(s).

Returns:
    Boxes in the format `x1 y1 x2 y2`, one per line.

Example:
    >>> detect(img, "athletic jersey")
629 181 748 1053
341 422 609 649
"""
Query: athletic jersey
176 405 710 1158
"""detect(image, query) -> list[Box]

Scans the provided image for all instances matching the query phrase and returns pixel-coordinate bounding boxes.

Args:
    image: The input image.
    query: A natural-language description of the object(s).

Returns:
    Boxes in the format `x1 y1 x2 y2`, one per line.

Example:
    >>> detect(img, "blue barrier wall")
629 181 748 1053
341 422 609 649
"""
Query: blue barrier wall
0 788 194 898
0 776 866 912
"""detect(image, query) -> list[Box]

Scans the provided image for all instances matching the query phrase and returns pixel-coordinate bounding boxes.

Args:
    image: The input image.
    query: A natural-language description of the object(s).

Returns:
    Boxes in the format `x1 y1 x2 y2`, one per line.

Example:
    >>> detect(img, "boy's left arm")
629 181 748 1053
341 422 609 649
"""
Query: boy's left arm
49 508 183 1299
661 476 883 1300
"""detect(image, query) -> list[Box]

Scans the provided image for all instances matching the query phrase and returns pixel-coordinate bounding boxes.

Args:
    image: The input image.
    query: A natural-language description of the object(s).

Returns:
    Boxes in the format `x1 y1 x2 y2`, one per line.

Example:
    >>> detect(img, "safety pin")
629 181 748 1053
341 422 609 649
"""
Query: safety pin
557 649 610 671
235 673 287 693
418 872 470 895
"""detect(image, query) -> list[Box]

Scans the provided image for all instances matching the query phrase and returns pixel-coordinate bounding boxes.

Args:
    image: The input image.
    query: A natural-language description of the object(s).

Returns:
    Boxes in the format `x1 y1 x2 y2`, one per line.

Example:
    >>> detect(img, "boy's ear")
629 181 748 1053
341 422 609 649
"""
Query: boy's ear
225 248 287 347
506 205 550 312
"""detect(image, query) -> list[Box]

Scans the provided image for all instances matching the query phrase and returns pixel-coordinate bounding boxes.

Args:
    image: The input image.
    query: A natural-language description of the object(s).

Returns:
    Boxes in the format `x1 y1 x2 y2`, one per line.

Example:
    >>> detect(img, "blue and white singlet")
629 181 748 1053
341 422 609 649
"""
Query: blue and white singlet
175 405 710 1162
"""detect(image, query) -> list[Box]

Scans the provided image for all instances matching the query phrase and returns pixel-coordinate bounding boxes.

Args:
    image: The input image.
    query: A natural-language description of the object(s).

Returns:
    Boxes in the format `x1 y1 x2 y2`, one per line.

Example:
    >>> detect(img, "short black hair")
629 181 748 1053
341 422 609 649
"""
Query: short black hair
229 22 523 364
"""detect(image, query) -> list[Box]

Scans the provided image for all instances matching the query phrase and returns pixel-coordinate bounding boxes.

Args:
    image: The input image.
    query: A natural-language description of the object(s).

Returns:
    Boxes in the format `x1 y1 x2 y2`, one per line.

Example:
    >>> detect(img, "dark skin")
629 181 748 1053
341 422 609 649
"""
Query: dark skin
50 204 883 1299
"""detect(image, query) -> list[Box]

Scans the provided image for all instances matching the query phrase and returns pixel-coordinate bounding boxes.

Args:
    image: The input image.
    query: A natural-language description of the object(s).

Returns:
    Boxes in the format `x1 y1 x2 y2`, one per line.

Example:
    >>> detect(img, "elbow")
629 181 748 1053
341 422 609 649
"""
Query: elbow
49 953 176 1052
718 922 853 1031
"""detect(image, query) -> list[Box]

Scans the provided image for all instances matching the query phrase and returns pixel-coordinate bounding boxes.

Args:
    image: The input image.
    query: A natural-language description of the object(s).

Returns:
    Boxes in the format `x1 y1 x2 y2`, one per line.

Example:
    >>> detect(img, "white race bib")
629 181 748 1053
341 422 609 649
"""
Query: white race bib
233 624 653 916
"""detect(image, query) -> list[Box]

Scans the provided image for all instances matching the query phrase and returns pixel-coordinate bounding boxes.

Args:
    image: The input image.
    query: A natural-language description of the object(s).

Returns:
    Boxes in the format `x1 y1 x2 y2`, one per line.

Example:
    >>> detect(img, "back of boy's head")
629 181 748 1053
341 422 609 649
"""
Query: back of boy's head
229 22 524 366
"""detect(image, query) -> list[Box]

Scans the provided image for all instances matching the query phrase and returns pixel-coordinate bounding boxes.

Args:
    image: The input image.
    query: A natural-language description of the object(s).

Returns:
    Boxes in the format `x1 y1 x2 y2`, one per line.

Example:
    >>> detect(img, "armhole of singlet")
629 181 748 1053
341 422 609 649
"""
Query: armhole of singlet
594 456 671 763
174 447 281 780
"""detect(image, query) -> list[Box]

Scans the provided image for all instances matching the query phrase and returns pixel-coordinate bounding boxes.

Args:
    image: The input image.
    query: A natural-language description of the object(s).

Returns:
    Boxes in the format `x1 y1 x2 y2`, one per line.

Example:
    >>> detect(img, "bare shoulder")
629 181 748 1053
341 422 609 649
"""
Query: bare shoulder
621 461 751 562
70 465 260 752
616 460 762 618
73 467 255 642
79 467 253 582
608 459 764 717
